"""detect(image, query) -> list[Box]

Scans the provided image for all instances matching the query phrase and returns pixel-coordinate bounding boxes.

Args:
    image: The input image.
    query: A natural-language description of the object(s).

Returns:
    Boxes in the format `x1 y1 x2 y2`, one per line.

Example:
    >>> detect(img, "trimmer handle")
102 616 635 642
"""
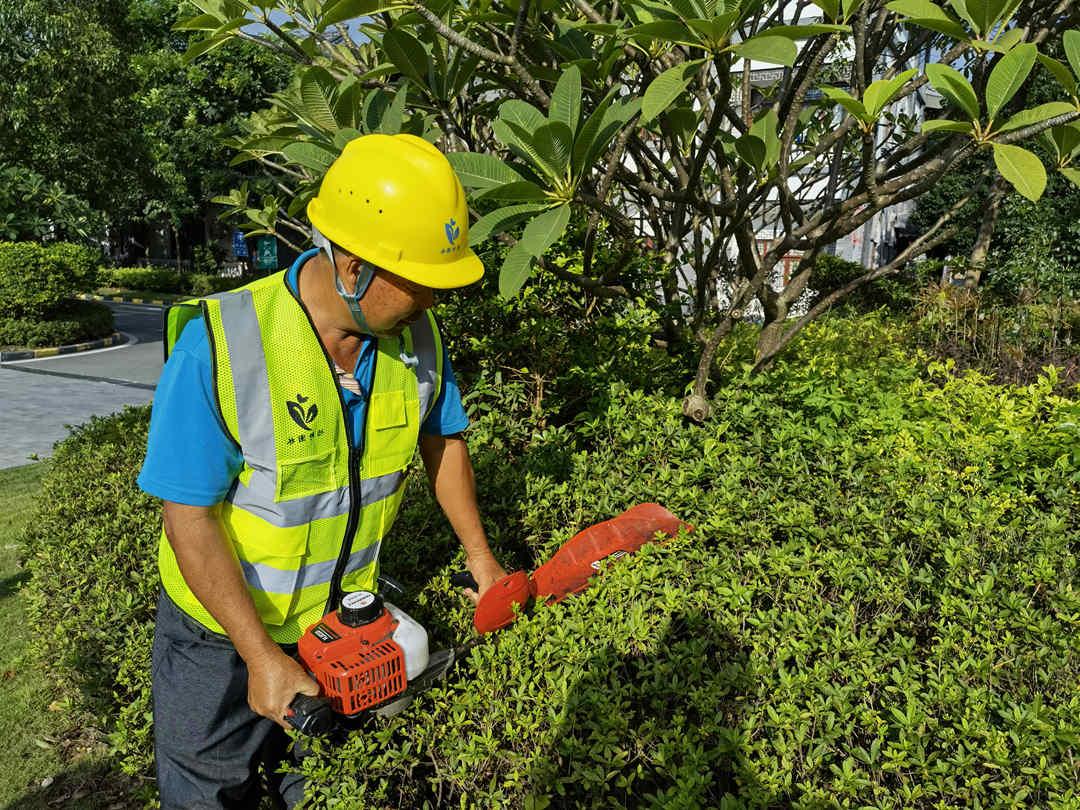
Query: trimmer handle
450 571 479 591
285 693 335 736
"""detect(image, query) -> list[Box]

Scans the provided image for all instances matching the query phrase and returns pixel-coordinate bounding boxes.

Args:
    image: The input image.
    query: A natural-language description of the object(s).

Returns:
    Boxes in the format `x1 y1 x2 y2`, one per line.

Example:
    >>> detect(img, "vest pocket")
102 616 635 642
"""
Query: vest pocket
276 448 338 502
370 390 407 430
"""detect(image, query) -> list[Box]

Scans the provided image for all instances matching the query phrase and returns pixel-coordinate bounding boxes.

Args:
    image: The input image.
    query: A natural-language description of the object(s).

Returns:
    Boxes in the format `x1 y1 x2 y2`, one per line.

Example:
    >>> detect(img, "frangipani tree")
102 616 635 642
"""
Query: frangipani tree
181 0 1079 420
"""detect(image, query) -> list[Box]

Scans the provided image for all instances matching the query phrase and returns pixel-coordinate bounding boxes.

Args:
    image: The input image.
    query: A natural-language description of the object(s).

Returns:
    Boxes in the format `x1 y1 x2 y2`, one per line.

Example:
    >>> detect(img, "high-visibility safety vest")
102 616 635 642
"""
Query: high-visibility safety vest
157 270 443 643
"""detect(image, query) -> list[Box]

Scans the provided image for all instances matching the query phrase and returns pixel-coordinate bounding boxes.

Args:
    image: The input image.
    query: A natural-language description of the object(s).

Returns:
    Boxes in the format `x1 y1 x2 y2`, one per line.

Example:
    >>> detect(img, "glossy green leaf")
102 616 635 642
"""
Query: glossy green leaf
320 0 380 29
476 181 550 201
446 153 526 189
499 100 547 135
750 108 780 168
532 122 575 176
625 20 699 46
282 142 337 173
1059 166 1080 187
734 134 766 170
996 102 1075 135
863 68 917 118
641 61 704 123
1046 123 1080 163
181 34 231 63
885 0 967 38
734 34 798 67
926 63 981 121
821 86 870 123
922 118 975 133
1065 30 1080 80
300 68 341 131
986 43 1037 121
383 28 430 84
992 142 1046 201
379 84 408 134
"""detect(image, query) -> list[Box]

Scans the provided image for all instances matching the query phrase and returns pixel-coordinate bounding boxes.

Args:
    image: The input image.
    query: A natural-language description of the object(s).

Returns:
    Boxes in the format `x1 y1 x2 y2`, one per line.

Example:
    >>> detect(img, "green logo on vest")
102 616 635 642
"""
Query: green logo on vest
286 394 318 432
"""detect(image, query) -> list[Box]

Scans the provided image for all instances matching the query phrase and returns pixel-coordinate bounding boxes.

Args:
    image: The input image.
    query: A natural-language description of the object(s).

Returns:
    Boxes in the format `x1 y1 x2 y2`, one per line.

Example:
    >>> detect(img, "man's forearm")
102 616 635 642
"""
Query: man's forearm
163 502 280 666
418 434 493 561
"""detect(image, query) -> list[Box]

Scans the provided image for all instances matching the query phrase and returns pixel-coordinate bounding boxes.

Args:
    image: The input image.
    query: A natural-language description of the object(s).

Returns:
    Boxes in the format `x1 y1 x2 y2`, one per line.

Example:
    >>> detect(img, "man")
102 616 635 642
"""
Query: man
138 133 507 809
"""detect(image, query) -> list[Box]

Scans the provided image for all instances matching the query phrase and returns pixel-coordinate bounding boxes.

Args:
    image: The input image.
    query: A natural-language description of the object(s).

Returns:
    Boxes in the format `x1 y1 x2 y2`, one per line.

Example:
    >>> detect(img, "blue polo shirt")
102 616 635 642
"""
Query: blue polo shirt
138 249 469 507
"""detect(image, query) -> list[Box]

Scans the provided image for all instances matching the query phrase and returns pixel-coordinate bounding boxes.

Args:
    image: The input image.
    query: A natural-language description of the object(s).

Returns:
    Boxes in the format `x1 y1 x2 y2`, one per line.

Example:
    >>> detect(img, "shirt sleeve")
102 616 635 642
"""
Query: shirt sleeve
420 344 470 436
137 316 245 506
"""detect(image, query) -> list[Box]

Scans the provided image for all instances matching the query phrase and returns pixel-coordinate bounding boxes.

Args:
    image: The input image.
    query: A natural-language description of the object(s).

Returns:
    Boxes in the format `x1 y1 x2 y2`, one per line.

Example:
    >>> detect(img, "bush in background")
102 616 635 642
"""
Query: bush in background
17 313 1079 808
101 265 259 296
0 241 100 318
0 299 114 348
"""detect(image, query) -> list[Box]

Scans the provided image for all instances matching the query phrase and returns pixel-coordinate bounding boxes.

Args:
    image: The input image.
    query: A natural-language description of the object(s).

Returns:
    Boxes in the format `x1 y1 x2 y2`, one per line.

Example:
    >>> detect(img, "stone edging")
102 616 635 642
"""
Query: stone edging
78 292 171 306
0 332 128 362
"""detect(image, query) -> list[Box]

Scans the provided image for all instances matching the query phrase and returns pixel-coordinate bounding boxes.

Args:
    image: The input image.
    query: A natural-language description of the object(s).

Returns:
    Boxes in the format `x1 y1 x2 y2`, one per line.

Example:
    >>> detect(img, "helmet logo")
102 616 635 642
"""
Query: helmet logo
444 219 460 246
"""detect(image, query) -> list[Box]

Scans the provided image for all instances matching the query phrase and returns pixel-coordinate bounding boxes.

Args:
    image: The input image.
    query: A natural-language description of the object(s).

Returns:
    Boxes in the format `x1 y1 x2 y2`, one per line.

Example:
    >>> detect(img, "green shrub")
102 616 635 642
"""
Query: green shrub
102 266 184 293
20 312 1079 808
186 272 248 296
0 241 101 317
0 300 114 348
811 255 932 313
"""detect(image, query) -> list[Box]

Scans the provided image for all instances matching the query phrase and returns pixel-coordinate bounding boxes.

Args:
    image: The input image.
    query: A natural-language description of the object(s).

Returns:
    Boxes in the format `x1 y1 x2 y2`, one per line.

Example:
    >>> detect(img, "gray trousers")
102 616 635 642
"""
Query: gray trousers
152 590 307 810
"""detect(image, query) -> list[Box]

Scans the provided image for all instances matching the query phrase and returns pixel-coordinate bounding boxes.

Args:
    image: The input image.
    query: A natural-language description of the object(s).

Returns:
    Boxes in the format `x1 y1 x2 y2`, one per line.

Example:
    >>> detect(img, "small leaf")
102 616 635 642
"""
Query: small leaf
734 134 767 170
821 86 870 123
750 108 780 168
379 83 408 134
926 63 981 121
863 68 918 118
181 34 231 64
734 34 798 67
992 142 1046 201
1059 166 1080 187
986 43 1037 121
499 242 533 298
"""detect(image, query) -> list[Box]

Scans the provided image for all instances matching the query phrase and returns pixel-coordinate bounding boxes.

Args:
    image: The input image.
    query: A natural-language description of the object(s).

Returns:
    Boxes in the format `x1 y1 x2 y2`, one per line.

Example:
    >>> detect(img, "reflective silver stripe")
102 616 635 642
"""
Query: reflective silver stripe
411 312 439 421
217 290 276 468
228 470 404 528
241 540 382 595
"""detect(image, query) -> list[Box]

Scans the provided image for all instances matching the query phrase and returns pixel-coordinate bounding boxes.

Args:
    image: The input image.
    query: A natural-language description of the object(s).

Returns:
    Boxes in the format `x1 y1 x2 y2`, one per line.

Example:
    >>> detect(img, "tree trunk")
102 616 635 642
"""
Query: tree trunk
964 173 1010 287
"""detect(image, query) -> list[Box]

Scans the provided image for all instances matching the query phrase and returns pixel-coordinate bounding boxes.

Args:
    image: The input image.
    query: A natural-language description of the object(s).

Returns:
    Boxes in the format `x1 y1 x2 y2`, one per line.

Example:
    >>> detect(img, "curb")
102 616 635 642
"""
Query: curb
1 332 128 362
79 292 170 307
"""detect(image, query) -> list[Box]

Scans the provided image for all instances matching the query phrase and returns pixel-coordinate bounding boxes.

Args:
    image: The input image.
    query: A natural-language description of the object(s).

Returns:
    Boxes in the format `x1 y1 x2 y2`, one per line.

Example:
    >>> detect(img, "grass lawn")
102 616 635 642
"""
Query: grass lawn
0 463 140 809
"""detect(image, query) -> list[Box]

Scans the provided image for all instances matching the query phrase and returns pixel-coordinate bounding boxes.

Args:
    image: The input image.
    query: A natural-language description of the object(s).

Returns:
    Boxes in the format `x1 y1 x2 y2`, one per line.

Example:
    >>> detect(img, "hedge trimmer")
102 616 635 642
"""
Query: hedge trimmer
285 503 690 735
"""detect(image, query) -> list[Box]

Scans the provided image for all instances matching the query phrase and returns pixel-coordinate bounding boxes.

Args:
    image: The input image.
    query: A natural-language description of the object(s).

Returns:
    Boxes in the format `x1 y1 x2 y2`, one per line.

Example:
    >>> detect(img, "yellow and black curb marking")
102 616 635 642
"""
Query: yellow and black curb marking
78 293 169 306
1 332 128 362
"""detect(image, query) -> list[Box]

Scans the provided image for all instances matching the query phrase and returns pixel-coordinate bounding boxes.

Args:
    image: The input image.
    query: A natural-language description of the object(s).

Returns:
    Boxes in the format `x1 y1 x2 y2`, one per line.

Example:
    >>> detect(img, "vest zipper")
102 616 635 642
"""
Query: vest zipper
284 272 369 617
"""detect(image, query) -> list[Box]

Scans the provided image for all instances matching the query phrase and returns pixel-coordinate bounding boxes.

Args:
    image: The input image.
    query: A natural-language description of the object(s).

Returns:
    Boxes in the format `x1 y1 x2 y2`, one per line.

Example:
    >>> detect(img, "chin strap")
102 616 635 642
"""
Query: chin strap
311 225 376 335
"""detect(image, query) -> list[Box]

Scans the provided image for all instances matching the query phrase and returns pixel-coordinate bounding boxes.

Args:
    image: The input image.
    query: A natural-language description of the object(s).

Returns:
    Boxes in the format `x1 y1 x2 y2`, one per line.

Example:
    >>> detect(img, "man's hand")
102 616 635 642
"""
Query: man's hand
463 552 508 605
246 647 321 730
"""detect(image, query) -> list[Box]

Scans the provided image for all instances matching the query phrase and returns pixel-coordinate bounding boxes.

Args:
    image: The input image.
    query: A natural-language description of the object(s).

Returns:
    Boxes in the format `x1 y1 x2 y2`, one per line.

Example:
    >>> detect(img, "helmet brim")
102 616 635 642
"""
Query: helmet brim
387 249 485 290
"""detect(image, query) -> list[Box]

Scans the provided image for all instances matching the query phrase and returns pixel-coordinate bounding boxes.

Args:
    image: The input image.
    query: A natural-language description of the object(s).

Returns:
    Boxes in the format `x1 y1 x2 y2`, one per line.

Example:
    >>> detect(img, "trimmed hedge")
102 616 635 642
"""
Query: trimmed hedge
101 266 259 296
0 241 101 318
19 314 1080 808
0 299 114 348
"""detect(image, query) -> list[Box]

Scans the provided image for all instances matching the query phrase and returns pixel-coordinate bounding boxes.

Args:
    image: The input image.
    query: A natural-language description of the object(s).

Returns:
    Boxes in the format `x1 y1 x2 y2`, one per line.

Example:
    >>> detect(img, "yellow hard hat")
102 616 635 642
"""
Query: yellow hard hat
307 133 483 289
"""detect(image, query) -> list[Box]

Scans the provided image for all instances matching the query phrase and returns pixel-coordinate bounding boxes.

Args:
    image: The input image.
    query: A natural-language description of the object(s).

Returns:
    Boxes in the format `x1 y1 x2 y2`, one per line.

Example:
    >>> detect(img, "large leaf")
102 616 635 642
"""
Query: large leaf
641 60 704 123
300 68 341 131
1038 54 1079 98
1046 123 1080 164
469 202 550 246
734 134 767 170
996 102 1075 135
519 203 571 256
476 181 550 201
446 153 526 189
576 97 640 176
550 66 582 134
625 20 699 47
734 34 798 67
181 34 231 63
1060 167 1080 188
965 0 1017 38
533 122 575 176
572 88 619 173
887 0 967 37
815 0 841 20
863 68 918 118
282 142 337 173
382 28 430 85
320 0 380 29
926 63 981 121
379 84 408 134
992 142 1046 201
499 100 547 135
749 108 780 169
499 241 534 298
922 118 975 134
986 43 1037 121
1064 30 1080 81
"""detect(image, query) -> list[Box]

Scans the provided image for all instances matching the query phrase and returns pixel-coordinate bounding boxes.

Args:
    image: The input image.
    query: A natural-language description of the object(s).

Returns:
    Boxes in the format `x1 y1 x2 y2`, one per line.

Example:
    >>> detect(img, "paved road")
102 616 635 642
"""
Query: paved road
0 303 165 469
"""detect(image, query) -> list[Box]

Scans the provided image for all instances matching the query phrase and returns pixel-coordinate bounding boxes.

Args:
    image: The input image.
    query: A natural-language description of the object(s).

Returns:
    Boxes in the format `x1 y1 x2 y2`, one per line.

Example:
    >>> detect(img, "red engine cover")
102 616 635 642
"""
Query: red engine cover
297 608 407 717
